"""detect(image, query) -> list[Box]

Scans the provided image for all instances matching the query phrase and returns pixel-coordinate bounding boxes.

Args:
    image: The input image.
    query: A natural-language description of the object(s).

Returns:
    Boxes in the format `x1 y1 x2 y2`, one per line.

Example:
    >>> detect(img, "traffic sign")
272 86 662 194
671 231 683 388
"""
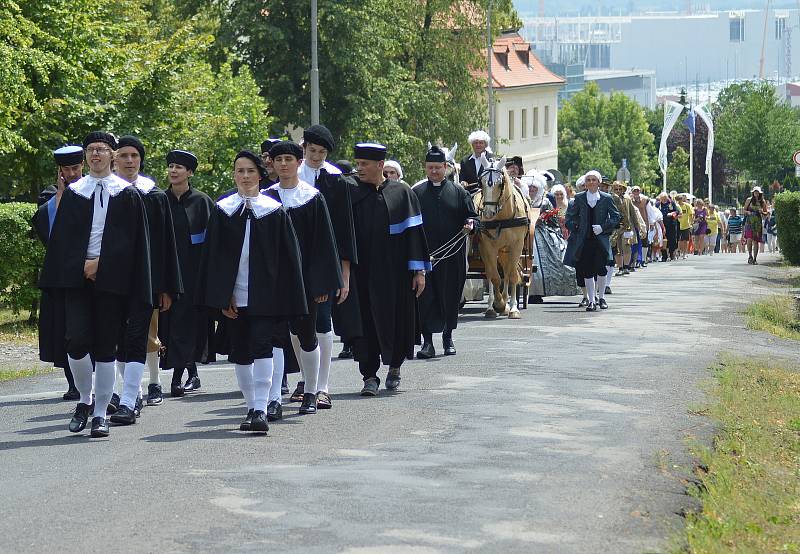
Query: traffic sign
793 150 800 165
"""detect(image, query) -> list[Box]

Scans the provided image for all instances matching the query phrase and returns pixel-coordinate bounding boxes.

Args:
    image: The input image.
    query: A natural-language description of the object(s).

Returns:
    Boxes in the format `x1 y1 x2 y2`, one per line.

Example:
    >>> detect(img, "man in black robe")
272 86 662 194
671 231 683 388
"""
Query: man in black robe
158 150 214 397
344 143 430 396
259 138 280 187
412 145 477 359
295 124 357 409
39 131 152 438
32 144 85 400
109 136 183 424
264 141 342 415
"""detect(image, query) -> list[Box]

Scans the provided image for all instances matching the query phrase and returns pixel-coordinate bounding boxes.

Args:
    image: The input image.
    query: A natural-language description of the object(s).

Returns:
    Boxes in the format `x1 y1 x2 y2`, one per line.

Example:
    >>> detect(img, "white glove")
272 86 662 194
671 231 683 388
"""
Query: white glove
592 225 603 235
623 230 634 239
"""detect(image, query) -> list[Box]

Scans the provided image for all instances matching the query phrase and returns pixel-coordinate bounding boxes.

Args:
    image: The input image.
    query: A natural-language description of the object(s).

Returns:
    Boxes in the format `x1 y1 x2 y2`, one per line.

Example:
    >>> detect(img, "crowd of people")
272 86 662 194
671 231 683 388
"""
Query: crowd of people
31 126 776 438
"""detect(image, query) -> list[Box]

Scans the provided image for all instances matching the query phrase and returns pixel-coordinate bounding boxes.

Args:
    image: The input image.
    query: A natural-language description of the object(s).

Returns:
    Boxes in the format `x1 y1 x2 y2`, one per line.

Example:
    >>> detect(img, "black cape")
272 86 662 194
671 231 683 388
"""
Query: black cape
412 179 477 333
38 175 152 307
340 178 430 363
195 193 308 318
134 177 183 300
158 185 214 369
263 182 343 299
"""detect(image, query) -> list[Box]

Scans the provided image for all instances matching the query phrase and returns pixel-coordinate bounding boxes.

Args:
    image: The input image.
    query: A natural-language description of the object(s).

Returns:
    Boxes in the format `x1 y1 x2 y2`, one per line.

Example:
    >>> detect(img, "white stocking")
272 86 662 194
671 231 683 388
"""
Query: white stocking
316 332 333 393
120 361 145 409
597 275 607 300
114 360 125 394
269 348 285 403
146 351 160 385
234 364 255 409
605 265 615 289
299 347 320 395
68 354 94 405
584 278 596 304
93 361 116 420
252 357 274 412
290 333 304 377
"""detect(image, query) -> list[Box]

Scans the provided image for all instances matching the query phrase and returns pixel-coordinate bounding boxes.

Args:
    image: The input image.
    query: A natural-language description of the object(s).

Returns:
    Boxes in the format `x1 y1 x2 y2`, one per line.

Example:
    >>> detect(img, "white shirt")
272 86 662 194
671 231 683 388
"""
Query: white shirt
586 190 600 208
269 181 318 208
233 217 251 308
298 160 341 185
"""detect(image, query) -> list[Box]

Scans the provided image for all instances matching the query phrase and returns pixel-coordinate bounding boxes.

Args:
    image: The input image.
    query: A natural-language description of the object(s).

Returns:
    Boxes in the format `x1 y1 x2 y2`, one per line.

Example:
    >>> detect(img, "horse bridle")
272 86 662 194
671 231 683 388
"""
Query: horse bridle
479 166 505 215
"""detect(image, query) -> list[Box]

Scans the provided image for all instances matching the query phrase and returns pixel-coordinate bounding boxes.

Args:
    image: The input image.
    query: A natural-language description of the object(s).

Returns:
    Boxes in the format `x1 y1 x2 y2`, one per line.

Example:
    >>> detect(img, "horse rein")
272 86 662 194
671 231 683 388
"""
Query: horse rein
479 167 505 215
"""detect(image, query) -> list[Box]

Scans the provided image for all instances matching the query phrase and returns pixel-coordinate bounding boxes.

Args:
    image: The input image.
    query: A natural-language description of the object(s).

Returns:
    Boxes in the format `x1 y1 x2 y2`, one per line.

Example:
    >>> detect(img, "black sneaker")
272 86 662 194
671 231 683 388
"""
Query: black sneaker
170 382 185 397
183 375 201 392
338 345 353 359
62 387 80 401
239 409 254 431
69 402 91 433
267 400 283 421
385 368 401 390
586 302 597 312
360 377 380 397
134 395 143 418
250 410 269 433
599 298 609 310
604 286 612 295
107 393 120 415
578 298 589 307
110 405 136 425
146 384 163 406
90 417 110 438
299 393 317 415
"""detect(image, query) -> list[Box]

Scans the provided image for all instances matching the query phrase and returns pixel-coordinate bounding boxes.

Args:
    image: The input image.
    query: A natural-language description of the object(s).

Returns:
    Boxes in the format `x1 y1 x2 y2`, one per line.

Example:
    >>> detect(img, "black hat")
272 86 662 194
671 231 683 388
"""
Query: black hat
303 124 335 152
334 159 353 174
261 138 281 154
83 131 117 151
166 150 198 172
505 156 524 172
269 140 303 161
53 145 84 167
353 142 387 161
234 150 268 179
117 135 145 170
425 145 446 163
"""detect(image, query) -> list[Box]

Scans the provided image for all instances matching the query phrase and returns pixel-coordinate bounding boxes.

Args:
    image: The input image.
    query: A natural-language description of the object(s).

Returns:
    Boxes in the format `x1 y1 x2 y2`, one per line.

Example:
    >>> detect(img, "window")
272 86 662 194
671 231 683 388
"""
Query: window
730 17 745 42
521 108 528 139
544 105 550 135
776 17 787 40
532 107 539 137
508 110 515 141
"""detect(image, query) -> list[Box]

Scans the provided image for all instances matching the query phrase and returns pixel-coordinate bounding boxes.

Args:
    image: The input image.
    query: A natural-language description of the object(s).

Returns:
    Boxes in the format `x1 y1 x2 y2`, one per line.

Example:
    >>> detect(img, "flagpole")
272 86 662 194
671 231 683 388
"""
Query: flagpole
663 167 667 194
689 128 694 197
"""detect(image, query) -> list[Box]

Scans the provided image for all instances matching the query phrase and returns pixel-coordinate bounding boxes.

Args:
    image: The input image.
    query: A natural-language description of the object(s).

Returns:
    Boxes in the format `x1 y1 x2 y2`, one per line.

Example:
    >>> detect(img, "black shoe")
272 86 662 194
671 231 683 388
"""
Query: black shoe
531 295 544 304
90 417 110 438
107 393 120 415
586 302 597 312
315 392 332 410
134 395 143 418
250 410 269 433
385 369 401 390
360 377 380 396
416 342 435 359
338 345 353 359
69 402 91 433
110 405 136 425
599 298 608 310
299 393 317 414
146 384 163 406
578 298 589 307
605 286 612 295
267 401 283 421
443 340 456 356
239 409 254 431
170 383 185 397
62 387 80 401
183 375 201 392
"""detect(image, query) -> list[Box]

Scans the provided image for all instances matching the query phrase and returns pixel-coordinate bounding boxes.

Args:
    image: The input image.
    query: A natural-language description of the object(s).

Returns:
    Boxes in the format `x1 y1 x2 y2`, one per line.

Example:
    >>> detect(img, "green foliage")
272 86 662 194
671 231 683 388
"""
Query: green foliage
669 146 690 193
774 191 800 265
0 203 43 314
715 81 800 184
558 82 657 186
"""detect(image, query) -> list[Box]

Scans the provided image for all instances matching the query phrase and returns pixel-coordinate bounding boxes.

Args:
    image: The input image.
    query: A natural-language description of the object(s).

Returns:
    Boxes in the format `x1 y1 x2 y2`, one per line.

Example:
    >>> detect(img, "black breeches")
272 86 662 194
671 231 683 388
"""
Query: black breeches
227 309 278 365
289 298 319 352
64 283 127 363
116 302 152 364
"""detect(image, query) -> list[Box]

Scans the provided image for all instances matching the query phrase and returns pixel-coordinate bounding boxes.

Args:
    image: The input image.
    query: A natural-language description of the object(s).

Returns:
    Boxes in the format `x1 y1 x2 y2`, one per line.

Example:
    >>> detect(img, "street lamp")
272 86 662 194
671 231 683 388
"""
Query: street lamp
311 0 320 125
487 0 495 147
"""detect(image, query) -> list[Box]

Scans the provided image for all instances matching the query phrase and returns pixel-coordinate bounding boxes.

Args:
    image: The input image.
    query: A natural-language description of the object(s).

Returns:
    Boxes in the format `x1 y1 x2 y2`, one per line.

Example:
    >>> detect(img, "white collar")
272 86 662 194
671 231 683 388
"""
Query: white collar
267 181 318 208
432 180 445 187
217 192 281 219
586 190 600 208
298 160 341 181
70 174 129 199
134 176 157 194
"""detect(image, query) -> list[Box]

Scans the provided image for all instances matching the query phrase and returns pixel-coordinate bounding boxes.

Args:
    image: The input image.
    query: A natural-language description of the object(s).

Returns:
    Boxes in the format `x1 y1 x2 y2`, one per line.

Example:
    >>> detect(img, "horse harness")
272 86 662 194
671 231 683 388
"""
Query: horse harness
474 166 529 240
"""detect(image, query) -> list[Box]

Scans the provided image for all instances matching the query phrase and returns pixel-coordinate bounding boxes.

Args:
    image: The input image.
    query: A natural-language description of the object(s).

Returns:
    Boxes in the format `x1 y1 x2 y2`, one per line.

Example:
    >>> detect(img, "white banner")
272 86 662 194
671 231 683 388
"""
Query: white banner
659 101 685 174
693 103 714 176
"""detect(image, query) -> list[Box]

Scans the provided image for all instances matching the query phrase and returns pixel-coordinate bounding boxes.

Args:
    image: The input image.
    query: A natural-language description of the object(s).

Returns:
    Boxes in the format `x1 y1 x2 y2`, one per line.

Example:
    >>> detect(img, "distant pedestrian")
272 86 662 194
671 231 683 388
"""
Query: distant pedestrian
743 186 768 264
726 207 744 253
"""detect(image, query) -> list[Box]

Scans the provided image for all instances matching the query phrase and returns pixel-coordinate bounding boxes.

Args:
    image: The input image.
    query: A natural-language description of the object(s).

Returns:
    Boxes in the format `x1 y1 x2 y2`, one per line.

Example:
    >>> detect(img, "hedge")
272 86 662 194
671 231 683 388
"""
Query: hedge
0 202 44 315
774 191 800 265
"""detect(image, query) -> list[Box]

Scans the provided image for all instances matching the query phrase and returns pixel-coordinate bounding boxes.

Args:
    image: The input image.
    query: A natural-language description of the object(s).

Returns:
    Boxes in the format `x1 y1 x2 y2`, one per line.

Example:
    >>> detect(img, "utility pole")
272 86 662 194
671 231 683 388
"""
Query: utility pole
310 0 320 125
487 1 496 147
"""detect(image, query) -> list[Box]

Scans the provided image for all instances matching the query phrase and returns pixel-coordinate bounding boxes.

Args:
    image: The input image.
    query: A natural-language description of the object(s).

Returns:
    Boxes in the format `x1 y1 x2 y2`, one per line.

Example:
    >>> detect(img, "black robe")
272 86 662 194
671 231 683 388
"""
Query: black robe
412 179 477 334
158 185 214 369
341 179 430 364
263 182 343 299
195 193 307 318
39 175 152 307
134 177 183 301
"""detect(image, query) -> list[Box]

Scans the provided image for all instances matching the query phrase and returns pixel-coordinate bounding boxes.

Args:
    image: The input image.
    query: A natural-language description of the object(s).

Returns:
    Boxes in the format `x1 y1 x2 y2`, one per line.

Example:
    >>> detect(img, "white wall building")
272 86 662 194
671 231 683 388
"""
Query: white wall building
585 68 657 108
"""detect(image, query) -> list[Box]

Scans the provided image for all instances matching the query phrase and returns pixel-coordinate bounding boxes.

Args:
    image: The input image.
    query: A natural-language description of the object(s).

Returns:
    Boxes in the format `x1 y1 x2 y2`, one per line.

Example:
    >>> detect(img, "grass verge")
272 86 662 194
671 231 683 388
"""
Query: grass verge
0 365 56 383
0 308 37 345
745 294 800 341
677 358 800 552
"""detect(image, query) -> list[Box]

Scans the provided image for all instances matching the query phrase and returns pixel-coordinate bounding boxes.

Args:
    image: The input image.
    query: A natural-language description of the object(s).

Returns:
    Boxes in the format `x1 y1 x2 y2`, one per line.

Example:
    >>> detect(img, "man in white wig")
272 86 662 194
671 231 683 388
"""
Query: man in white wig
459 130 492 187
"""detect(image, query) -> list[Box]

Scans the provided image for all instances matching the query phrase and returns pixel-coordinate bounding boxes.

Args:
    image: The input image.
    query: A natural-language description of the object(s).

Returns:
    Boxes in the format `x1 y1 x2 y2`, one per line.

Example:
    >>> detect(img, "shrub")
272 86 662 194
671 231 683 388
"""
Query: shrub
0 203 44 316
774 191 800 265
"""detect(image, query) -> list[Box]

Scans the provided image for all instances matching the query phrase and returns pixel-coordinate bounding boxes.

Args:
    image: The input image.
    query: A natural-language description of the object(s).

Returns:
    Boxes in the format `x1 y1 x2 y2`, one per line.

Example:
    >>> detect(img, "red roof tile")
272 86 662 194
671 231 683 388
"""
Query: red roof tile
483 32 565 89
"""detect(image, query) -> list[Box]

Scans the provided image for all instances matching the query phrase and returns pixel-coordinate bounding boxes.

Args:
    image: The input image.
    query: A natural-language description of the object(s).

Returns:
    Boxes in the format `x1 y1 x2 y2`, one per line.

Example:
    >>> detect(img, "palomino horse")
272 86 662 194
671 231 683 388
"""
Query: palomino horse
474 155 530 319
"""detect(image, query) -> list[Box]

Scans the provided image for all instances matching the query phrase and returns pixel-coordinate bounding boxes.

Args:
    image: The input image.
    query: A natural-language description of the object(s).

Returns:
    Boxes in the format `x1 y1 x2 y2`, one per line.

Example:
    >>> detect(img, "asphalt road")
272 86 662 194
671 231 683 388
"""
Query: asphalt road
0 252 789 553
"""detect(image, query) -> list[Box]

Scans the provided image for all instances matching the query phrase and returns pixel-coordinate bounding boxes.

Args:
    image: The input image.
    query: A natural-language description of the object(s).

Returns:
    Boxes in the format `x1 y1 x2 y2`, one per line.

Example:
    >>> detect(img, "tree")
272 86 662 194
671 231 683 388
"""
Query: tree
668 146 690 193
558 82 656 185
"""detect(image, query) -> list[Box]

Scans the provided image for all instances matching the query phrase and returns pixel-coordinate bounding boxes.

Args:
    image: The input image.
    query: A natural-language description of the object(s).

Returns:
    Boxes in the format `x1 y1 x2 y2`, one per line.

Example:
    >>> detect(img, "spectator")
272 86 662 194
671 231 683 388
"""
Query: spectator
656 192 681 261
676 194 694 259
743 186 768 264
726 208 744 253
